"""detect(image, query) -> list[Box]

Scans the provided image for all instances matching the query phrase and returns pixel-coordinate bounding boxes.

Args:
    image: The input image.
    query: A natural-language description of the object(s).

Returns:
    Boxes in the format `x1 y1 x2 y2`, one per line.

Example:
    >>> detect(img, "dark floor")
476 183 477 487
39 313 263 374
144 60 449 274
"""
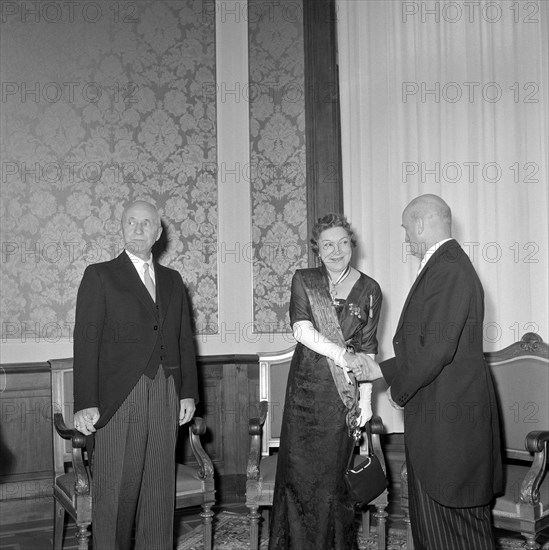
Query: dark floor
1 503 548 550
0 504 246 550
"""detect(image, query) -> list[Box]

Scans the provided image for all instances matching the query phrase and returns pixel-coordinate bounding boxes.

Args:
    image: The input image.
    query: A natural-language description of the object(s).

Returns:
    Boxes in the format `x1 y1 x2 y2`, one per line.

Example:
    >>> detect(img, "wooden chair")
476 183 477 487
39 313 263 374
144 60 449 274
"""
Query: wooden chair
50 358 92 550
245 346 389 550
400 333 549 550
49 358 215 550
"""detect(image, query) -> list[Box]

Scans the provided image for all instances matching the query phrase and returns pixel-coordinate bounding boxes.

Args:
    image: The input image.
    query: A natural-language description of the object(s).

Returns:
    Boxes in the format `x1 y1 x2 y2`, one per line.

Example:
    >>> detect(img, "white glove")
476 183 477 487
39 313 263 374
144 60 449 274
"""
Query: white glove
357 382 373 427
293 321 352 384
293 320 348 368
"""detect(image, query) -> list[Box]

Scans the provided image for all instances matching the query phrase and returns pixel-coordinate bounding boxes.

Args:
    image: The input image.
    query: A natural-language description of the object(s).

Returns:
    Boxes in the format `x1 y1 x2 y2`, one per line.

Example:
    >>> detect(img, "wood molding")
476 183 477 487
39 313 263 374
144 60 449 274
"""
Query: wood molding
0 362 50 374
303 0 343 266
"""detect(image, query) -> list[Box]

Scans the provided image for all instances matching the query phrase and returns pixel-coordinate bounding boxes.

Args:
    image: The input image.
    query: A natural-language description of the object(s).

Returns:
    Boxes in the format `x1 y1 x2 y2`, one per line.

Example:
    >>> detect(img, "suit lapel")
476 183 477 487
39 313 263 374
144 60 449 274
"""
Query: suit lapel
395 239 458 333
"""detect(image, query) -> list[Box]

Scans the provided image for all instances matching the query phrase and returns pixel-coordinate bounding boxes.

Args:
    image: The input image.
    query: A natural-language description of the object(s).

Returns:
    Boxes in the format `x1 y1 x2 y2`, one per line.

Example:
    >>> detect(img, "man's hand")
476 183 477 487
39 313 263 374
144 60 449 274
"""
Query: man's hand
74 407 100 435
179 398 196 426
348 353 383 382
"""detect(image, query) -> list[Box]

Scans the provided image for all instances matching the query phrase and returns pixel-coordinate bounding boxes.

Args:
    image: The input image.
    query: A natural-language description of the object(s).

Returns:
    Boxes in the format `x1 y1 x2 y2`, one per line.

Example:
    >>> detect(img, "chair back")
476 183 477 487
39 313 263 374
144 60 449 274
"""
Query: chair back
257 346 294 456
49 358 78 476
485 333 549 461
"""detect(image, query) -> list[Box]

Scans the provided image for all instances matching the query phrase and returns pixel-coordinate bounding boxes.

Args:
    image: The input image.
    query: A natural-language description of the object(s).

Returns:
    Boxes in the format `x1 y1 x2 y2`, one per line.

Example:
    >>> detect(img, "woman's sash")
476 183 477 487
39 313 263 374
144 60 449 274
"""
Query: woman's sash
300 269 359 429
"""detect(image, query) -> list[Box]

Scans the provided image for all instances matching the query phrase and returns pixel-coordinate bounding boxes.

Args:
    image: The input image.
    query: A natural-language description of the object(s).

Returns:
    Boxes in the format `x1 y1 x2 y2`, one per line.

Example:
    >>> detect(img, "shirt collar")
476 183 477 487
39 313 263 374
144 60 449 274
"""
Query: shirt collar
417 238 453 275
125 249 154 274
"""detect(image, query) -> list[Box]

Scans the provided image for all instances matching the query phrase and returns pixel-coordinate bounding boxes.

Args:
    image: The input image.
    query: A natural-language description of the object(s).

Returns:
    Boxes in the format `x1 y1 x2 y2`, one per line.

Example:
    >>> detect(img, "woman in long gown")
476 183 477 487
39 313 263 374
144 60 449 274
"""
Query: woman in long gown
269 213 383 550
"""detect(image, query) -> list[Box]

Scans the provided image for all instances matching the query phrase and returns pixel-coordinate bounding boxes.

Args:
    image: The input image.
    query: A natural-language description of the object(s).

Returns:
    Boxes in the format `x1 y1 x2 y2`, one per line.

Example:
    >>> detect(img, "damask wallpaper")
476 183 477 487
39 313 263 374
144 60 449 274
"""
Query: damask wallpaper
249 0 308 333
0 0 217 340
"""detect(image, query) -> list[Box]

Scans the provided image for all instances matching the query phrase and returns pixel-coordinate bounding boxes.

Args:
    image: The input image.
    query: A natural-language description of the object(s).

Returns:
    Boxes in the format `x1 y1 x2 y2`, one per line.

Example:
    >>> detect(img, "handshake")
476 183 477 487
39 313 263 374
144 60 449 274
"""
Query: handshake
342 351 383 382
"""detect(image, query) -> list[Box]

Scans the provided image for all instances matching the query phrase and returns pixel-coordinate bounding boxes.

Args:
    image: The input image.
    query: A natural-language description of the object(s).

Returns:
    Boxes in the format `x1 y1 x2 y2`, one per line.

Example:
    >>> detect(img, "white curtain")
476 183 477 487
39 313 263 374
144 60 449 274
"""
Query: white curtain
337 0 548 432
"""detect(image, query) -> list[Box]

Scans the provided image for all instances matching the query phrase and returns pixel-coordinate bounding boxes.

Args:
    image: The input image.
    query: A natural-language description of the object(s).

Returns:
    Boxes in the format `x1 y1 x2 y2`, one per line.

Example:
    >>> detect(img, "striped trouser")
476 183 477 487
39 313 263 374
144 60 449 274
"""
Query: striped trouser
92 368 179 550
407 460 496 550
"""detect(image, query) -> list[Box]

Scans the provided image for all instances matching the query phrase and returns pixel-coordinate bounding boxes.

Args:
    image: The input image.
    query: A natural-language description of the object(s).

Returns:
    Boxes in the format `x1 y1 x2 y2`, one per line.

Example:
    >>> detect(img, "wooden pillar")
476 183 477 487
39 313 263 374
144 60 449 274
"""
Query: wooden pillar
303 0 344 265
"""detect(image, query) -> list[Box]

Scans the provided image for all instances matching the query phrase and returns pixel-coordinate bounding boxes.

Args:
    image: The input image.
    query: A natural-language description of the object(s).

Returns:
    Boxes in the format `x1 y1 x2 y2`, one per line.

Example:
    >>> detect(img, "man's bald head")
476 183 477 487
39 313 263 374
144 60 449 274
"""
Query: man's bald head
121 201 161 228
401 194 452 259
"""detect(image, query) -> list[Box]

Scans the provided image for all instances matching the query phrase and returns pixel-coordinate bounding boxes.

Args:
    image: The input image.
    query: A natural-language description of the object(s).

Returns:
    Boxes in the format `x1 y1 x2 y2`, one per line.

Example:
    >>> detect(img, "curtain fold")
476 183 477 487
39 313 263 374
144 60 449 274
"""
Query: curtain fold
338 0 548 432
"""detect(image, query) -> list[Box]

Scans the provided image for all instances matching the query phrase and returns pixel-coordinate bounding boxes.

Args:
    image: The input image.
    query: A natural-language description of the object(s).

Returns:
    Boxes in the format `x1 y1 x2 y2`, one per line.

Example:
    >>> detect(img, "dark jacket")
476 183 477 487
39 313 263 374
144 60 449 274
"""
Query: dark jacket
380 240 502 507
73 251 199 428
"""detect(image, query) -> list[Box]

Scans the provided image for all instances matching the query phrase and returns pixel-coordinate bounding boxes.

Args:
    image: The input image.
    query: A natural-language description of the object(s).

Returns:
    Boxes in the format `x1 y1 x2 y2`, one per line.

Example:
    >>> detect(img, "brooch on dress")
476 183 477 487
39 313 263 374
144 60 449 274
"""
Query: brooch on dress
348 295 374 320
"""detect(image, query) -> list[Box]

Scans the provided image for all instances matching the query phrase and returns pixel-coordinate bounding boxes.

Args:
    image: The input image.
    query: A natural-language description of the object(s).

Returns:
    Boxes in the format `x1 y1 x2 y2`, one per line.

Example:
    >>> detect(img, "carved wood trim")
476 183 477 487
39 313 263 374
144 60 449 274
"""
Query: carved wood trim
484 333 548 362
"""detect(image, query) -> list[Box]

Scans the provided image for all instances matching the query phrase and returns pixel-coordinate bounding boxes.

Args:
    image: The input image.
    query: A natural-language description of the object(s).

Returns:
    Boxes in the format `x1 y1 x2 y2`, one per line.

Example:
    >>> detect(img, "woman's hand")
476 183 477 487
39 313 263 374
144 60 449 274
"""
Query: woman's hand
340 351 357 383
348 353 383 381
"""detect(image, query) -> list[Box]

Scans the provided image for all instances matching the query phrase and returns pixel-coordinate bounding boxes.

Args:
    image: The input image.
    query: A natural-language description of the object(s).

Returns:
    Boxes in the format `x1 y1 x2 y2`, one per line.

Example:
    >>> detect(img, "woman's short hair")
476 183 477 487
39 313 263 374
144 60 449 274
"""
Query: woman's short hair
310 213 357 255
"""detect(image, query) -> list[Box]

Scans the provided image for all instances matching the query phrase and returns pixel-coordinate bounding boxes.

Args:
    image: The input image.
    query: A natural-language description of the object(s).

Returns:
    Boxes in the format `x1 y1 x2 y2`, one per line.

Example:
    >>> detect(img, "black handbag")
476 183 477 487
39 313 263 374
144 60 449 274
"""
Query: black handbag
344 422 388 507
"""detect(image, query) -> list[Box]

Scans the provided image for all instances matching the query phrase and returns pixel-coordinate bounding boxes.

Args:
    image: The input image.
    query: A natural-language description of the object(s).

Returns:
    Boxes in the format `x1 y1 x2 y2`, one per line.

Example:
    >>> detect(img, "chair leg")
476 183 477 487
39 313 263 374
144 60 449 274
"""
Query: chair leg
522 533 541 550
53 500 65 550
201 503 214 550
361 508 370 536
373 504 388 550
262 508 270 535
75 523 91 550
248 506 261 550
400 462 414 550
404 516 414 550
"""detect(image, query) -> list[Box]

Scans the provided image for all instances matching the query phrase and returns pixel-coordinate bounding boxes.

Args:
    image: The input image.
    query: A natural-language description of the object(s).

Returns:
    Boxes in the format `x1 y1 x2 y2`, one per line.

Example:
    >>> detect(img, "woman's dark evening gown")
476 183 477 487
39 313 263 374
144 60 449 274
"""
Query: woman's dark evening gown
269 267 382 550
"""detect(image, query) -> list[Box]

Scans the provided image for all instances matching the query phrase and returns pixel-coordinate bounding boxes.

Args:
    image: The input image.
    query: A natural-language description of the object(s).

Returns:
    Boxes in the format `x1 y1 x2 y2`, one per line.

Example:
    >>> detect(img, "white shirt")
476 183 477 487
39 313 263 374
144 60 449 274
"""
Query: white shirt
125 249 156 286
417 238 453 276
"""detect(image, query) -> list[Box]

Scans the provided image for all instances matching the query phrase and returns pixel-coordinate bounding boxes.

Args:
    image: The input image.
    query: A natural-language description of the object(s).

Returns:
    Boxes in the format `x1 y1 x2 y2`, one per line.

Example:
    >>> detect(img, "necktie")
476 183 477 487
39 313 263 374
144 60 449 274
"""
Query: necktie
143 262 156 302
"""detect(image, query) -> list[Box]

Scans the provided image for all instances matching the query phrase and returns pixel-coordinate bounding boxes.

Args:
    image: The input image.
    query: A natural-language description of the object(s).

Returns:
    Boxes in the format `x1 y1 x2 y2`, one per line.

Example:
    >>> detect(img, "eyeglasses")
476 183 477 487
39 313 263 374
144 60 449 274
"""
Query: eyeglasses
320 237 351 253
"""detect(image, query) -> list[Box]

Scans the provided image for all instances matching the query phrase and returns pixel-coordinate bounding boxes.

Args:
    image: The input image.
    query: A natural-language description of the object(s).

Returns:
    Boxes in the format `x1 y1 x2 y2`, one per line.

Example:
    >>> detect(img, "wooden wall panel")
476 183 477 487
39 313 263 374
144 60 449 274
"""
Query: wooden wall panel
0 355 259 525
0 366 53 490
0 356 404 526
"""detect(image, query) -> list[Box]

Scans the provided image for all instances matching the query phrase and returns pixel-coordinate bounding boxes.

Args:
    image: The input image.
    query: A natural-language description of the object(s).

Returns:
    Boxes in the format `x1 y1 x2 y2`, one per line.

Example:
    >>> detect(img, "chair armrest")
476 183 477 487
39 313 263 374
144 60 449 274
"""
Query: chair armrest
525 430 549 453
370 415 384 435
54 413 86 446
521 430 549 505
188 417 214 479
369 415 387 474
247 401 269 481
53 412 91 495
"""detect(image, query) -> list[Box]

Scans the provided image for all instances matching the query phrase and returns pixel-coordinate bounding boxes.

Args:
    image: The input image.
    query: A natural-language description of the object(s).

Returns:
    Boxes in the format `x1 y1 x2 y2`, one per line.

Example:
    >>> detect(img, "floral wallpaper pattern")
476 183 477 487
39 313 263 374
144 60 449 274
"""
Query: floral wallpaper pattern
249 0 308 333
0 0 217 339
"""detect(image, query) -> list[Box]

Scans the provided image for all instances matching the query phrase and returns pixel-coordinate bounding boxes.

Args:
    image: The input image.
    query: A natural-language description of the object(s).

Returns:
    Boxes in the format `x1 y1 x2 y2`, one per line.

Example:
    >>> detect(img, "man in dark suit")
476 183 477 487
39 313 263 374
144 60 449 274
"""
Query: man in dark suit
350 194 502 549
73 200 199 550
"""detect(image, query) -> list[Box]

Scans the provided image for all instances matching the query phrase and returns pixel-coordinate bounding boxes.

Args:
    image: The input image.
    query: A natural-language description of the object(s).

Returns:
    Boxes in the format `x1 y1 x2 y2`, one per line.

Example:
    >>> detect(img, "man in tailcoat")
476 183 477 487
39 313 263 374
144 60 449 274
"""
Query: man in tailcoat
73 200 199 550
351 194 502 550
